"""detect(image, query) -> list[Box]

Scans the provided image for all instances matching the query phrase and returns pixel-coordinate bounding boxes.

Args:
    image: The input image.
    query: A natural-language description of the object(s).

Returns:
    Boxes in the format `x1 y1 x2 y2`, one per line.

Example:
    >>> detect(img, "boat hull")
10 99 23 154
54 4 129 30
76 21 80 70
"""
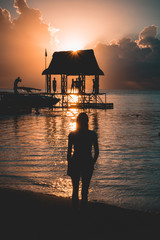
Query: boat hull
0 93 60 114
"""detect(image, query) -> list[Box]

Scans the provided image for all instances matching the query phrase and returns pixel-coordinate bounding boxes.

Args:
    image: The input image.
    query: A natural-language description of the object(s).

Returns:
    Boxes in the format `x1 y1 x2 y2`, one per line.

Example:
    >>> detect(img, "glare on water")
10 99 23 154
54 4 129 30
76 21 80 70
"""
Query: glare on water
0 90 160 212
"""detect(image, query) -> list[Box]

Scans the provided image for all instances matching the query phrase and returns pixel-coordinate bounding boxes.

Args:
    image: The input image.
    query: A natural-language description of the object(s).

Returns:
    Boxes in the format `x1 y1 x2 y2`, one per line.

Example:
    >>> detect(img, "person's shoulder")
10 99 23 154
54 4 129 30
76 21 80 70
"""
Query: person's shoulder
68 130 77 138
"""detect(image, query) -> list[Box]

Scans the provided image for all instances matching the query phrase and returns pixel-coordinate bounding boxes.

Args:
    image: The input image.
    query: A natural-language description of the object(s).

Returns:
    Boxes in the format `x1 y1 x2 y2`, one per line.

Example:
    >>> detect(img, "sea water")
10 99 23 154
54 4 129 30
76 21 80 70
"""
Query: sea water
0 90 160 213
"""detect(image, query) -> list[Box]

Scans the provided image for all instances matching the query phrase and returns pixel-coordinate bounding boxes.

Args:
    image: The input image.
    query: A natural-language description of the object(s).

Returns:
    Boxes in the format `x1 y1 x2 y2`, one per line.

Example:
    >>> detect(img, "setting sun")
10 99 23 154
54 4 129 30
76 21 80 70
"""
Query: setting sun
62 36 85 51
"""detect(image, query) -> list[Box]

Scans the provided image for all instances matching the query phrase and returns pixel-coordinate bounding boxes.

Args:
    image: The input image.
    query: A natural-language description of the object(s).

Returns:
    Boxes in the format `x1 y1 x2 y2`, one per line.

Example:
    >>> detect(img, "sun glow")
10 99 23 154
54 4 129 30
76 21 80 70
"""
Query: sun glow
62 36 85 51
70 94 79 104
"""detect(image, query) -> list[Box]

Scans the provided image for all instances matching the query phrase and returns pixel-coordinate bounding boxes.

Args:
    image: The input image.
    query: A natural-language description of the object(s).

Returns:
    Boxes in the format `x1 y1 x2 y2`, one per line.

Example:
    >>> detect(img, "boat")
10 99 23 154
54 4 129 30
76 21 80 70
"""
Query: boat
0 92 60 115
0 77 60 115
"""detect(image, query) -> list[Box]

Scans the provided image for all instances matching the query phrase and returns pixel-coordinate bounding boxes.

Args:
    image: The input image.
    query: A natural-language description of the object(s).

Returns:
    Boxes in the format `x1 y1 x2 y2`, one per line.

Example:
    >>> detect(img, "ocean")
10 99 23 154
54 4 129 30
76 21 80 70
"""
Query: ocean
0 90 160 213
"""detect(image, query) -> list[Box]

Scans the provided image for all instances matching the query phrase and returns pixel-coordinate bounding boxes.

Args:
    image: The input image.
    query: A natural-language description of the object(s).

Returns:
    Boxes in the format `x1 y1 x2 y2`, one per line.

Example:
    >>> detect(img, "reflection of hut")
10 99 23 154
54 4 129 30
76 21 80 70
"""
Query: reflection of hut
42 49 104 94
42 49 113 109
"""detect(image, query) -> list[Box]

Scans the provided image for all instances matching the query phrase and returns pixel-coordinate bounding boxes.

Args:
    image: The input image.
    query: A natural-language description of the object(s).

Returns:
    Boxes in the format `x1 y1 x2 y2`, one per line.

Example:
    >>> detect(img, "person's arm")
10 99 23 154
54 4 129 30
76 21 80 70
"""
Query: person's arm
67 133 72 163
93 133 99 164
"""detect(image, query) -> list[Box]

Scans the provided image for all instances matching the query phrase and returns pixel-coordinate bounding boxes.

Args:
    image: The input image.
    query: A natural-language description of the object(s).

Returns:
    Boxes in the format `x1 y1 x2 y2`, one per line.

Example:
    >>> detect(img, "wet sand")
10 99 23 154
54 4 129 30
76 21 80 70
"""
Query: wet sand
0 188 159 238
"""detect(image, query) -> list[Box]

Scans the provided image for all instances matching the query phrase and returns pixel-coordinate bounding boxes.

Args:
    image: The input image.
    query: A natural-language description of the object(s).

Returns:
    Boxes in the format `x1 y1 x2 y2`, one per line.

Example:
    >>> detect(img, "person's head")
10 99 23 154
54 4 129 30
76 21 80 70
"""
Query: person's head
76 112 89 130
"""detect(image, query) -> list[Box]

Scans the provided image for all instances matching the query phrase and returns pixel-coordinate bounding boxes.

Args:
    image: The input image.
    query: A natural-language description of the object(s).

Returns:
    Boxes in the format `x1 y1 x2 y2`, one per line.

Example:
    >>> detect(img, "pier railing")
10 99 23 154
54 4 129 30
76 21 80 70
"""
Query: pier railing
52 92 113 109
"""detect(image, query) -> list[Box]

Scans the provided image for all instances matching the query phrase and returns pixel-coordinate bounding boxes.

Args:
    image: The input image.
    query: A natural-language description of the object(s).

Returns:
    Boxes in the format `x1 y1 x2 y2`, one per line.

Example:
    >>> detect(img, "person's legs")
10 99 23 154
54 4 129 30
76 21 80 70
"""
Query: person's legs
81 170 93 207
71 175 80 209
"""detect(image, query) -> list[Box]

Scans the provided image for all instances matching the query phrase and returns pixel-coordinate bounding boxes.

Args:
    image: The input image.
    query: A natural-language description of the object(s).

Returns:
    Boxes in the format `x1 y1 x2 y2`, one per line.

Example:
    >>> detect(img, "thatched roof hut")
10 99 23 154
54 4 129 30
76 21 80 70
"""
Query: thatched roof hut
42 49 104 76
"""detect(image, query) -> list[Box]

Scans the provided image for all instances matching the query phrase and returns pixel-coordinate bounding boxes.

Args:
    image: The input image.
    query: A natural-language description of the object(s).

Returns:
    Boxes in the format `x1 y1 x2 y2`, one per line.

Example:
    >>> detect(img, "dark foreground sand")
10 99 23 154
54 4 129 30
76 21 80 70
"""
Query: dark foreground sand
0 188 159 238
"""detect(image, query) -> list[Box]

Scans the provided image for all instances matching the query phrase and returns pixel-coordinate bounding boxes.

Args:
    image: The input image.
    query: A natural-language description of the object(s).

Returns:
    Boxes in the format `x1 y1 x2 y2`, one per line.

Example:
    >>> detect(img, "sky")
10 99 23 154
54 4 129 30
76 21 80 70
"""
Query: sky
0 0 160 90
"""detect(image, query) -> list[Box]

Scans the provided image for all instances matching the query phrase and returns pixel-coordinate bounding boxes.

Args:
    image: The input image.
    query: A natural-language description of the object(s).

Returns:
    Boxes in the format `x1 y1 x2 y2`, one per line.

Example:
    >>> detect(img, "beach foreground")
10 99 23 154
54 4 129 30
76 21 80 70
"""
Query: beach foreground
0 188 159 238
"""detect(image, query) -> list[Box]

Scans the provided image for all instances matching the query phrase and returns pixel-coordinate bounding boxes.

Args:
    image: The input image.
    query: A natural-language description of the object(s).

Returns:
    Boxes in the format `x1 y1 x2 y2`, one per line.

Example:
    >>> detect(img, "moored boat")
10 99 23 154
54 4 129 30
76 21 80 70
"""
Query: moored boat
0 77 60 115
0 92 60 115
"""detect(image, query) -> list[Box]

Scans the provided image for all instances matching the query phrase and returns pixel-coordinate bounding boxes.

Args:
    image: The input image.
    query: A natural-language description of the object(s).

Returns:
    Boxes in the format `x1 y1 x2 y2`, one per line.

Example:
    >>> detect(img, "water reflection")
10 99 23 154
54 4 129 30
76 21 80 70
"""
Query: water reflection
91 110 99 132
13 116 19 133
1 93 160 212
0 109 101 197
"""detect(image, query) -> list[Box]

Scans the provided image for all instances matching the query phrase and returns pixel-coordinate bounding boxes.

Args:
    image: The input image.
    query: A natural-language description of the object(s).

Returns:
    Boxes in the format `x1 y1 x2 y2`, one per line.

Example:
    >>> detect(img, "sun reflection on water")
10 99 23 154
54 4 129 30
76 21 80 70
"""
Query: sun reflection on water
69 121 76 131
70 94 79 105
66 109 79 131
52 178 72 197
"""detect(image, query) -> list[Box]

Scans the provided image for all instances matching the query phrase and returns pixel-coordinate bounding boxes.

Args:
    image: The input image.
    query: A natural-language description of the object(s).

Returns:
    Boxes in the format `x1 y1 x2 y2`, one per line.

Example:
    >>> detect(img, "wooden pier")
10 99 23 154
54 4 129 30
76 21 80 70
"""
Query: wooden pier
52 92 113 109
42 49 114 110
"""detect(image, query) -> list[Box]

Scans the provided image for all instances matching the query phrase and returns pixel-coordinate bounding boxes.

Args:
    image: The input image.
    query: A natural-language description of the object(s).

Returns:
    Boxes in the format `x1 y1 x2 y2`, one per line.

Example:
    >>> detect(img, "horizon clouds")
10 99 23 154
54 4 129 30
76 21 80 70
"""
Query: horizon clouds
95 25 160 89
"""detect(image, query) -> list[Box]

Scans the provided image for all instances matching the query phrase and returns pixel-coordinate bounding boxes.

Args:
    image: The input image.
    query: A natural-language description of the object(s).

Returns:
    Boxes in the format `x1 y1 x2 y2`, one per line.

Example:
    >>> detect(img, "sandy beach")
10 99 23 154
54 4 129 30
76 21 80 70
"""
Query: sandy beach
0 188 159 238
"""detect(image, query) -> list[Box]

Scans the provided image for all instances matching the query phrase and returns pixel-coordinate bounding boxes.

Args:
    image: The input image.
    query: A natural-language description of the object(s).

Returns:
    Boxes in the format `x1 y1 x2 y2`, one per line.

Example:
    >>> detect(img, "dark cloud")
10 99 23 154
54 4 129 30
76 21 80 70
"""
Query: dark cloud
94 25 160 89
0 0 54 89
139 25 158 41
14 0 28 14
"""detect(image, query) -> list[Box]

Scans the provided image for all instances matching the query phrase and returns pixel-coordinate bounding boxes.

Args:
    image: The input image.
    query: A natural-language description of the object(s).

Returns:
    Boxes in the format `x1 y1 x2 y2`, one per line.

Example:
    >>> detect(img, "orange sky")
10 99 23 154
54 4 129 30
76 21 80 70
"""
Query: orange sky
0 0 160 90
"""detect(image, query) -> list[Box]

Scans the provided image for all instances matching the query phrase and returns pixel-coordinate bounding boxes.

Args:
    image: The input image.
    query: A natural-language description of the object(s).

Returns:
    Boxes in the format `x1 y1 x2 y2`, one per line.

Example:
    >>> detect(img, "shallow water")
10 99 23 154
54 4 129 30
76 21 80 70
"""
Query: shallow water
0 90 160 212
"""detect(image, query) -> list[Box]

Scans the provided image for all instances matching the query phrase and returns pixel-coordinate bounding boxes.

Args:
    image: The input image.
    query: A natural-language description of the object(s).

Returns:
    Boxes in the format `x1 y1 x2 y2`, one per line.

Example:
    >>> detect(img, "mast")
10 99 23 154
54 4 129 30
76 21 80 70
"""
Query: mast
45 49 47 93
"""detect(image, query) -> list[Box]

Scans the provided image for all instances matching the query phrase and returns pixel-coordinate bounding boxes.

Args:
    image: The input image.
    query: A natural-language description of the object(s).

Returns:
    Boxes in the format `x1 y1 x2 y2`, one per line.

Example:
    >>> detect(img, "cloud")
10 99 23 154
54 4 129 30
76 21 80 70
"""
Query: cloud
138 25 160 51
139 25 158 41
0 7 12 32
14 0 29 14
0 0 56 89
94 25 160 90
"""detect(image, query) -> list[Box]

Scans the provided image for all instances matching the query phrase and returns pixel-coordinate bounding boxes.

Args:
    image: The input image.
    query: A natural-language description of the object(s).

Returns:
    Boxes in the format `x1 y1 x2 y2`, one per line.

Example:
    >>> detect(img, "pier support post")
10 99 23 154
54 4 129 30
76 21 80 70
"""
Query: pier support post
61 74 67 94
82 75 85 93
46 74 51 93
95 75 99 94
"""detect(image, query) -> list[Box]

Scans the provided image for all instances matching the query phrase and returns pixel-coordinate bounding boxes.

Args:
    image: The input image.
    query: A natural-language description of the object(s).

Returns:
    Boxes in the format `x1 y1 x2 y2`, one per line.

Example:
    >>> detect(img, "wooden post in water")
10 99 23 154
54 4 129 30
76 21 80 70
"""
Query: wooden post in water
61 74 67 94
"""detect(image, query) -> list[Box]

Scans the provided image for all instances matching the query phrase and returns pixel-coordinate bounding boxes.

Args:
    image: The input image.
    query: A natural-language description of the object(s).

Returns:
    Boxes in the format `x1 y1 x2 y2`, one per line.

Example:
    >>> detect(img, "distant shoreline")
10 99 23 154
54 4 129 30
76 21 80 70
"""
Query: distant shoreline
0 187 159 237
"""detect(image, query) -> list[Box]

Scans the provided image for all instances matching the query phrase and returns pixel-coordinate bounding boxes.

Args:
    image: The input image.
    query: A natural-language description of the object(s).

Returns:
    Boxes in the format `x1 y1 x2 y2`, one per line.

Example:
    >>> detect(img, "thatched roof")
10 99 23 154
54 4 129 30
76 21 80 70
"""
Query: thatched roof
42 49 104 76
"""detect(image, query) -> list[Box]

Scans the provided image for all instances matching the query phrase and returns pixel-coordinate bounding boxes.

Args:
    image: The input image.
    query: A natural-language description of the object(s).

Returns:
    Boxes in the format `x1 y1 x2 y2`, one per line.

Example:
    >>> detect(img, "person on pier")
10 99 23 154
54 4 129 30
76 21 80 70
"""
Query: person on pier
14 77 22 94
53 78 57 93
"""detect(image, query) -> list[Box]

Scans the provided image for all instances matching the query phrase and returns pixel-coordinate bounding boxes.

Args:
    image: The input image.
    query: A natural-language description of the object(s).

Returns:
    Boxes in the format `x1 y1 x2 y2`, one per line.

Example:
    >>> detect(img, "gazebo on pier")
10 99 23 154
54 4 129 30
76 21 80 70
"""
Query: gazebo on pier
42 49 113 109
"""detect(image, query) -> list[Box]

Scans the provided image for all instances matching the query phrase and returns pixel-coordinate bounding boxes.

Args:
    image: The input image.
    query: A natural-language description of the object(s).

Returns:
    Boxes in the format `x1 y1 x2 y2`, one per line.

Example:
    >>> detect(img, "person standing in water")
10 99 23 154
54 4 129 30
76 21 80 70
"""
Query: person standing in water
67 113 99 208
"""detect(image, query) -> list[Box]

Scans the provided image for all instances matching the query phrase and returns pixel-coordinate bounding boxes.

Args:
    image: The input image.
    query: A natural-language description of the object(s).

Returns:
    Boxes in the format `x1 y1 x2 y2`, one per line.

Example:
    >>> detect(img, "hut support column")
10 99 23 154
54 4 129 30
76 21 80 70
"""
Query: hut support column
95 75 99 94
46 74 51 93
61 74 68 107
82 75 85 93
61 74 68 94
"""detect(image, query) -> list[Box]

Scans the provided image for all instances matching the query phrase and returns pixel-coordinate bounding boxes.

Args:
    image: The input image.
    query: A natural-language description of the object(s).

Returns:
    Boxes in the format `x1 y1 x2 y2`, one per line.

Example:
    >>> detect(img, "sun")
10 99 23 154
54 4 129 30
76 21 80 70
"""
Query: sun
67 40 83 51
71 43 82 52
63 37 85 51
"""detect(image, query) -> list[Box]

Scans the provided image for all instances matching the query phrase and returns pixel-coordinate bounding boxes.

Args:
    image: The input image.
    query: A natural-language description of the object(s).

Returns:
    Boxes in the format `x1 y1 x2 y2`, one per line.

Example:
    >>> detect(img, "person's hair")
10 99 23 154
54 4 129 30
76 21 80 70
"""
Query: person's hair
76 112 89 130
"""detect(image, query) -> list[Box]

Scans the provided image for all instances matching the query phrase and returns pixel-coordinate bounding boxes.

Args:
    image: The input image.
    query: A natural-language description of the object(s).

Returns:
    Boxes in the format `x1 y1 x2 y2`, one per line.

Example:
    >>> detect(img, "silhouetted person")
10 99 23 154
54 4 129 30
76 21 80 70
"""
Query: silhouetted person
14 77 22 94
52 78 57 93
67 113 99 209
92 78 96 93
71 79 75 93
